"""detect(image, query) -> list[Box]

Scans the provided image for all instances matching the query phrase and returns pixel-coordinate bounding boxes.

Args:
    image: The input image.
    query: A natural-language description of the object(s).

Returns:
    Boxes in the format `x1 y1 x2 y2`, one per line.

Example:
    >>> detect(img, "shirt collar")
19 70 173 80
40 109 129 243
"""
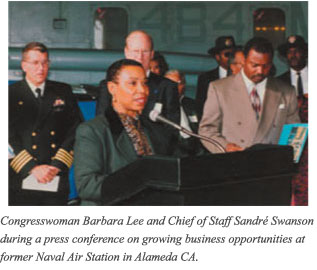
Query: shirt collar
219 66 227 78
26 78 45 96
241 69 267 93
290 65 308 76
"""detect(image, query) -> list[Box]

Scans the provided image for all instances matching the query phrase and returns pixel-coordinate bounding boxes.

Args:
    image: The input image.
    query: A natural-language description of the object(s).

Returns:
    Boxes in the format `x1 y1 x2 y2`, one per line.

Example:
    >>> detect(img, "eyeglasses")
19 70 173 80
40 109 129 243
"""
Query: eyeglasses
129 49 152 55
24 60 50 67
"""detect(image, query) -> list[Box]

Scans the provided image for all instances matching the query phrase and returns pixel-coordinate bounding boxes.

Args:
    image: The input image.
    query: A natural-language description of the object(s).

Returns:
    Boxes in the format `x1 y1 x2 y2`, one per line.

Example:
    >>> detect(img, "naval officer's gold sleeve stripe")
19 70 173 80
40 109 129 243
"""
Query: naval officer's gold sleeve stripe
53 149 73 168
10 150 33 173
54 153 72 167
56 149 73 164
10 150 28 167
60 149 73 160
15 155 33 173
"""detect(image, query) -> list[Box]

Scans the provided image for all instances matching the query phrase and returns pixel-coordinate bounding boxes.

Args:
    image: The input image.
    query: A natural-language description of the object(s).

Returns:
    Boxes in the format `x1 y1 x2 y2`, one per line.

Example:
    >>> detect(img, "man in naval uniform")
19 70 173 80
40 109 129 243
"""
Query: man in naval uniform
9 42 82 205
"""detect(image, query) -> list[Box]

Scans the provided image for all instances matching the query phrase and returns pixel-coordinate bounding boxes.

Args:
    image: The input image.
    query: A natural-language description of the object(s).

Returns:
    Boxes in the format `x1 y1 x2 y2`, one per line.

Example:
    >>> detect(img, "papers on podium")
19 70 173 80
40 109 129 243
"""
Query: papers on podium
278 123 308 163
22 174 60 192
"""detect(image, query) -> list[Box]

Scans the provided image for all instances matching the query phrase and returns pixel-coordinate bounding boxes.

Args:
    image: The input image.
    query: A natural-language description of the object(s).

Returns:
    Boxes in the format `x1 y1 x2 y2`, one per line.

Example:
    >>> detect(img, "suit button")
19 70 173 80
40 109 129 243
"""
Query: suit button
50 131 55 136
51 144 56 149
32 145 37 150
32 132 37 136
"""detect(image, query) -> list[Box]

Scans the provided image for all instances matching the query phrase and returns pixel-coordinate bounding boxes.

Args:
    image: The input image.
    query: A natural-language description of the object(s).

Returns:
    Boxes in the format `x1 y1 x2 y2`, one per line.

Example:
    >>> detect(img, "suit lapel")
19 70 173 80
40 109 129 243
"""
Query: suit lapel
20 80 39 107
18 81 41 130
116 132 139 161
34 81 55 129
254 78 282 143
106 107 138 161
234 73 259 127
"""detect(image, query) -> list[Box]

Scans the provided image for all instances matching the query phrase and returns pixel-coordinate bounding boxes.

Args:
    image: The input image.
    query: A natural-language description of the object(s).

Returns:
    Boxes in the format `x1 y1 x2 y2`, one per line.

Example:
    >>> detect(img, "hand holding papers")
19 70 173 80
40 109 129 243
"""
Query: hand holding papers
22 174 60 192
22 165 61 192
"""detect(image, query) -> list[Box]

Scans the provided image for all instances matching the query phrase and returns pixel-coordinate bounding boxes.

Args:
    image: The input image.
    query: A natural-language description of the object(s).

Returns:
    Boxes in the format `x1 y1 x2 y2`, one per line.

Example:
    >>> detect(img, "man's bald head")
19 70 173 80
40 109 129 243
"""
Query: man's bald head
124 30 154 71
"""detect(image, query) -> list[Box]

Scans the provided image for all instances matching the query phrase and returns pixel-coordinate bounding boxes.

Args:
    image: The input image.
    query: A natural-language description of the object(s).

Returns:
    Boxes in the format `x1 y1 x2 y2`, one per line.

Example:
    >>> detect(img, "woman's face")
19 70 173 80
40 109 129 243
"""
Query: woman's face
230 51 245 75
109 65 149 117
149 59 161 75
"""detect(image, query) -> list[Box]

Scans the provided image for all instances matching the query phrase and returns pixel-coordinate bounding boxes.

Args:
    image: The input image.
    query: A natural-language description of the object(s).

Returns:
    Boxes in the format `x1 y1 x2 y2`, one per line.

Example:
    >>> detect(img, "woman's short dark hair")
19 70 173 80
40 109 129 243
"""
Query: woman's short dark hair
152 51 169 76
106 59 143 82
243 37 274 58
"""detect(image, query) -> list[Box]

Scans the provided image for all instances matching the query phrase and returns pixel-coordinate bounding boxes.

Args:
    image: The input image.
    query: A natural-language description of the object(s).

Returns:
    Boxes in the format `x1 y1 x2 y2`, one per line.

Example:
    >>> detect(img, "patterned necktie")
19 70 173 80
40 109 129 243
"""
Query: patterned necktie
297 71 304 97
118 114 153 156
250 87 261 120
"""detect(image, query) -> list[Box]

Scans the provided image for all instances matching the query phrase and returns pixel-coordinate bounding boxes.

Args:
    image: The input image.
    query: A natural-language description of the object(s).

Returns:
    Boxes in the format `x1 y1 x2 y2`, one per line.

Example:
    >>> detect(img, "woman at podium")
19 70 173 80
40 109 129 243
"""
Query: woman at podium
73 59 174 205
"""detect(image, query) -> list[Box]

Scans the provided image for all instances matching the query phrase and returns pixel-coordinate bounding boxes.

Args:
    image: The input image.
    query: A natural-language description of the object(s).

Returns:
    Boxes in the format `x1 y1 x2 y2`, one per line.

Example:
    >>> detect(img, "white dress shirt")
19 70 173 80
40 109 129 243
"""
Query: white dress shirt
241 69 267 105
26 78 45 97
219 66 227 79
290 66 308 95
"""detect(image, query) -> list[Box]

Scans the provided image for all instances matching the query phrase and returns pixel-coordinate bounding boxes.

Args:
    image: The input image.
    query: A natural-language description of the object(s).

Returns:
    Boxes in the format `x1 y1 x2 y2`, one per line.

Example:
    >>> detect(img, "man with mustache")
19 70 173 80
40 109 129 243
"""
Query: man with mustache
199 37 300 153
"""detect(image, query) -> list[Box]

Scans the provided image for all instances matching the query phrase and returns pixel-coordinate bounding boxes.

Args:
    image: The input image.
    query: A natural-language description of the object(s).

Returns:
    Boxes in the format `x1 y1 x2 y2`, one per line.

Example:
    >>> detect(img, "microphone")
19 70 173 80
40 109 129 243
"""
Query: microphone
149 110 183 130
149 110 226 153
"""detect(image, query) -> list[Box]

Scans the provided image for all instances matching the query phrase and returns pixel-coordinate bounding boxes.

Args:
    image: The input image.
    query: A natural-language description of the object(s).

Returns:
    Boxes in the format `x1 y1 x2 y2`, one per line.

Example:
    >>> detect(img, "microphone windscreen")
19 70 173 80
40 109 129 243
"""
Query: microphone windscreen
149 110 160 122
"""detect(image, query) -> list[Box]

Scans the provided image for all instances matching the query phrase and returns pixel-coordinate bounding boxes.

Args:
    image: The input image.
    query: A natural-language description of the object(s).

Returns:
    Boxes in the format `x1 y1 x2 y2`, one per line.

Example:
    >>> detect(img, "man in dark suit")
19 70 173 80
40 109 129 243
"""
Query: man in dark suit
9 42 82 205
165 70 205 156
96 30 180 126
195 36 237 119
277 35 308 98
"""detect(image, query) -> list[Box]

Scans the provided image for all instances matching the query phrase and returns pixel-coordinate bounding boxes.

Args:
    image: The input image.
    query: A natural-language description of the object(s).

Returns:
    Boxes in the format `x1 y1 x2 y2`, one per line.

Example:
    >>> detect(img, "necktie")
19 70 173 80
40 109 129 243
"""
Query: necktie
250 87 261 120
35 88 42 104
297 71 304 97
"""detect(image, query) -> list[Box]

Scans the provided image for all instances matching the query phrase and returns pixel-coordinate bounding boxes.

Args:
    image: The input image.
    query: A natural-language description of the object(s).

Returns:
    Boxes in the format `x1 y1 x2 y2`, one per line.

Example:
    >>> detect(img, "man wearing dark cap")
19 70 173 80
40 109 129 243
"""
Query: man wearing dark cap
195 36 236 119
277 35 308 98
199 37 300 153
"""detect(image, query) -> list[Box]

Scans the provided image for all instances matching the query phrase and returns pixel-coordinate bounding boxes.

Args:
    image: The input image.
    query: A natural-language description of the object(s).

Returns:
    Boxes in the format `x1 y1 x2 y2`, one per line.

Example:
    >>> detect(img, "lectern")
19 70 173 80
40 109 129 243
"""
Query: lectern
101 145 295 206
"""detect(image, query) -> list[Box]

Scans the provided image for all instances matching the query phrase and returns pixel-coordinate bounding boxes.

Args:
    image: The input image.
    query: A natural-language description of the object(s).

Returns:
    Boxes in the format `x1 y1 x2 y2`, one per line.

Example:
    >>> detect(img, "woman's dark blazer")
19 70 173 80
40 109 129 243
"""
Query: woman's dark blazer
74 107 174 205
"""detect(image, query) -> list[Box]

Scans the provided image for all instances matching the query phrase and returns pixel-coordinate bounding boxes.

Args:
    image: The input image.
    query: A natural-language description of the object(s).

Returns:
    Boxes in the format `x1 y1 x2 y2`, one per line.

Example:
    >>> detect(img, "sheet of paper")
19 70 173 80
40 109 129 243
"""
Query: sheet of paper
22 174 60 192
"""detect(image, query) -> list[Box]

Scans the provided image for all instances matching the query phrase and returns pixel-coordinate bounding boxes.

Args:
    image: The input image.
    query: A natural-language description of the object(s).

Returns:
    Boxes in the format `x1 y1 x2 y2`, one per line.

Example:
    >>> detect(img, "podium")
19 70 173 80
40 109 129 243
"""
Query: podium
101 145 295 206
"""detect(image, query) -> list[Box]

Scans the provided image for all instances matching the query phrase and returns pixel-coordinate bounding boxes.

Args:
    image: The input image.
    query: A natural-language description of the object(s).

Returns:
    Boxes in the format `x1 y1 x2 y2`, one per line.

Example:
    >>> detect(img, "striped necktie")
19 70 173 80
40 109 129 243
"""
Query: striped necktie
250 87 261 120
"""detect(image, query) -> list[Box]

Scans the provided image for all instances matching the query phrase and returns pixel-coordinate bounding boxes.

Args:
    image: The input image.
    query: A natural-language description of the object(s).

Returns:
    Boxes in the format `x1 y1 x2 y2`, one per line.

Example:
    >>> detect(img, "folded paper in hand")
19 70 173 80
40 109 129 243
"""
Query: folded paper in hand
22 175 60 192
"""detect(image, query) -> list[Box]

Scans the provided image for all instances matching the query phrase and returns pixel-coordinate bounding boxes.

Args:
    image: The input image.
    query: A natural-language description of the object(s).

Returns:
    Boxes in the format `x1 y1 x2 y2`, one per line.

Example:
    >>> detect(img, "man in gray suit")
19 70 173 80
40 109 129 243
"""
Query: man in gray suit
199 37 300 153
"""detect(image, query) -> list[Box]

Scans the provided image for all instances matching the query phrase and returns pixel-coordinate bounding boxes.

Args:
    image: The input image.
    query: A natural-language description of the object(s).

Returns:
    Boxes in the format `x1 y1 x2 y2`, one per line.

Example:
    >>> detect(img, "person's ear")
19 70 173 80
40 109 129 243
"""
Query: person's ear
107 81 117 96
21 61 27 73
215 53 220 63
124 46 129 59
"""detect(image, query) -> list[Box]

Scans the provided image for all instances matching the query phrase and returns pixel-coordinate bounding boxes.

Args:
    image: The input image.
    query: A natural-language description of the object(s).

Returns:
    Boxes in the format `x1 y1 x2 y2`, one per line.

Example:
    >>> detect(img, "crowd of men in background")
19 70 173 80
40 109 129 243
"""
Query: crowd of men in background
9 31 308 206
